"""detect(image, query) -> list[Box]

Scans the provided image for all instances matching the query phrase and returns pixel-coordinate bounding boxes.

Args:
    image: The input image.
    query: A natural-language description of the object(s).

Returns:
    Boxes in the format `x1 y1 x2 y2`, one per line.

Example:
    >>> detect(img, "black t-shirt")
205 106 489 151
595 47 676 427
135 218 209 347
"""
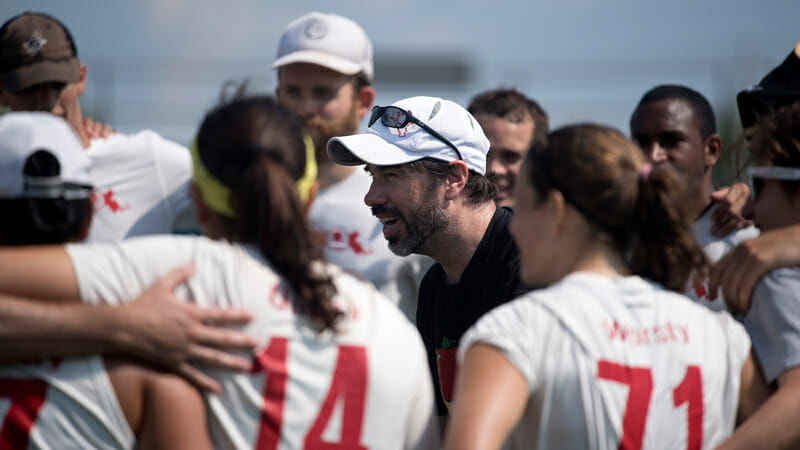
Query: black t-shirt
416 206 532 416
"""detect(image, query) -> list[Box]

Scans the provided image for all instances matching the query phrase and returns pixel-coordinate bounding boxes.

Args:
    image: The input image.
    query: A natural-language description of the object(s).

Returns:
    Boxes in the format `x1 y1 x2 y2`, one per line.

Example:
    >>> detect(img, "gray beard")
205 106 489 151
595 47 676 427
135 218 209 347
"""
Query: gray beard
387 204 449 257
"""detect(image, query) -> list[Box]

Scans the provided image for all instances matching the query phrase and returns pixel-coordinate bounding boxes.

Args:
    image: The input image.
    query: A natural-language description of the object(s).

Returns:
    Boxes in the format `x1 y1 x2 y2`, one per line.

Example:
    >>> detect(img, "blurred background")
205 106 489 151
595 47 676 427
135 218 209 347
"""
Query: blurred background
2 0 798 184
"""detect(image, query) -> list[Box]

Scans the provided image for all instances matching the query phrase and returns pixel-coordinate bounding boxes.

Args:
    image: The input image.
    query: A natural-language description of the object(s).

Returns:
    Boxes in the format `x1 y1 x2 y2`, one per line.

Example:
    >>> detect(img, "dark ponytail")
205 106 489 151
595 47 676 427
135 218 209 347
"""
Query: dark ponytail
628 164 709 291
527 124 708 292
197 93 340 331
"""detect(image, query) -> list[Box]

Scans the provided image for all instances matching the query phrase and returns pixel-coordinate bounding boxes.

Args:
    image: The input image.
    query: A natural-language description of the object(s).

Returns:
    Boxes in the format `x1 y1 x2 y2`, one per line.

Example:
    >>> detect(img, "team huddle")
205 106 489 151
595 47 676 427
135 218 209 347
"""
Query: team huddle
0 8 799 450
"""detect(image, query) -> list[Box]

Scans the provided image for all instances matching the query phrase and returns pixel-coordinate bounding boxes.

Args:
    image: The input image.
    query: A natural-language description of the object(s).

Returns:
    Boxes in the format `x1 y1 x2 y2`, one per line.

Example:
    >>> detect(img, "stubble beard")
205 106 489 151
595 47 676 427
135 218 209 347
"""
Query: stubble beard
386 197 450 257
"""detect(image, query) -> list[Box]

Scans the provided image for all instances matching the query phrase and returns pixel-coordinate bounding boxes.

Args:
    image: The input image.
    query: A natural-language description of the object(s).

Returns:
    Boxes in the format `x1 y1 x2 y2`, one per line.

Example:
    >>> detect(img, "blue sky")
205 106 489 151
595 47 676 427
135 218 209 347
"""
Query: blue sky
3 0 798 143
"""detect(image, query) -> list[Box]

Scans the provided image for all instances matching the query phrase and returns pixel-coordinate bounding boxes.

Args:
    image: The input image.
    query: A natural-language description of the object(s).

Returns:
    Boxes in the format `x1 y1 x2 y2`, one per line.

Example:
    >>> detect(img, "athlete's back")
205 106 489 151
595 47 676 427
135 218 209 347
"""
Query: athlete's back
67 234 437 449
0 358 134 449
461 272 750 449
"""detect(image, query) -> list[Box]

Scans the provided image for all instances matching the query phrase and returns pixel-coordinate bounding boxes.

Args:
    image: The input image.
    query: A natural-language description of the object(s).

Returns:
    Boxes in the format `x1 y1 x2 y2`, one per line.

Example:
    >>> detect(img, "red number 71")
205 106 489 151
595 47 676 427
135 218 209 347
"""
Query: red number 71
597 360 703 450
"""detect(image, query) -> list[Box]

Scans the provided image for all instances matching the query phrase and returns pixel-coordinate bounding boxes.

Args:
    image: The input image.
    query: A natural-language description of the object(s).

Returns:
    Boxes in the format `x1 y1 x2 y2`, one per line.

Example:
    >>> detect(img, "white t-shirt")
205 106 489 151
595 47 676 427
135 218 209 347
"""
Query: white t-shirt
0 357 134 449
460 272 750 450
309 168 431 321
85 130 196 242
66 235 437 450
688 206 759 311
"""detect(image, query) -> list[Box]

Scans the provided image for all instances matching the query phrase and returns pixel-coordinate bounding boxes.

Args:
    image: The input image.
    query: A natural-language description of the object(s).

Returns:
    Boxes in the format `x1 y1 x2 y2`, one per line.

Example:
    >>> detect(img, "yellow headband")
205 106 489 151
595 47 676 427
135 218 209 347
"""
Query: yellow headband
296 134 317 205
191 138 236 218
191 135 318 218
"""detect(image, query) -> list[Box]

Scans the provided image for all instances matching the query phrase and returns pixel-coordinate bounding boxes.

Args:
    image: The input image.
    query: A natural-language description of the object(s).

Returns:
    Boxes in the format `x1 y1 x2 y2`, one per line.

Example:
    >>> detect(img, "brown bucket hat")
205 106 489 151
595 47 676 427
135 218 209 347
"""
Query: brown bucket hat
0 12 80 94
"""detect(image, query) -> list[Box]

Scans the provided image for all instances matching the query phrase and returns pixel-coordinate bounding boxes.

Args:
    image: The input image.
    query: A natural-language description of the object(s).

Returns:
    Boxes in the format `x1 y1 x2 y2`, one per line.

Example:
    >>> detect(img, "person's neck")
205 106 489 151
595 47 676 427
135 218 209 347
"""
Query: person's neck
316 160 357 190
570 244 632 280
693 178 714 221
64 109 90 149
426 201 497 284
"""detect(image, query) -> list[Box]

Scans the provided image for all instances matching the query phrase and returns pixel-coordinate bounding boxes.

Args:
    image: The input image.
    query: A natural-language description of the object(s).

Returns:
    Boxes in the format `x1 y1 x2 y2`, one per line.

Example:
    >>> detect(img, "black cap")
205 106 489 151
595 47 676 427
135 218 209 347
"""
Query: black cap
737 44 800 129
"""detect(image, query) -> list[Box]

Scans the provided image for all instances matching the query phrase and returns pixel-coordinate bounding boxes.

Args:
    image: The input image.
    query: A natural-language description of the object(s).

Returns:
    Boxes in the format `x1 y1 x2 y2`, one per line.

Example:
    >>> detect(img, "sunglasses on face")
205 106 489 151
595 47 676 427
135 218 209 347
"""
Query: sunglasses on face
369 105 463 160
748 166 800 199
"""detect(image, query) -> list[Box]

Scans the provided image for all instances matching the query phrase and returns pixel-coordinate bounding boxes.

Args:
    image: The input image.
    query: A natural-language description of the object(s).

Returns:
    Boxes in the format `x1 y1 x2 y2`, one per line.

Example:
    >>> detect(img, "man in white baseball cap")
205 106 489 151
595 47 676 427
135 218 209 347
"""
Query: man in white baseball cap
274 12 430 321
328 95 533 420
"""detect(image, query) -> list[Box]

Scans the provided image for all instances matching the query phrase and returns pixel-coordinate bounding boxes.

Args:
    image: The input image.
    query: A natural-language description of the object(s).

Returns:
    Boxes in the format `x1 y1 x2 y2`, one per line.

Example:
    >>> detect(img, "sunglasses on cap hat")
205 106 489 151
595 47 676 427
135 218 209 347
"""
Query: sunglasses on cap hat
748 166 800 199
368 105 463 161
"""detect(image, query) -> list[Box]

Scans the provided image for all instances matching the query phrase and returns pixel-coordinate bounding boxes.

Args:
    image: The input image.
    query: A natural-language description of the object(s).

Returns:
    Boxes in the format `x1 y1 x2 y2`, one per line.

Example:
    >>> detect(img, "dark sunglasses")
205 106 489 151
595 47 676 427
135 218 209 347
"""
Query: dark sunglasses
369 105 463 160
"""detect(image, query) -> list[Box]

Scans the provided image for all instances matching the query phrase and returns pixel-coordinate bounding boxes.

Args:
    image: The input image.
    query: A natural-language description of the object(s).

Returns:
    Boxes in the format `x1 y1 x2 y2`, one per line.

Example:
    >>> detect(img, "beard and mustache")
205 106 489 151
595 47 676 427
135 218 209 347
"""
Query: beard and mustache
371 194 449 257
303 101 361 164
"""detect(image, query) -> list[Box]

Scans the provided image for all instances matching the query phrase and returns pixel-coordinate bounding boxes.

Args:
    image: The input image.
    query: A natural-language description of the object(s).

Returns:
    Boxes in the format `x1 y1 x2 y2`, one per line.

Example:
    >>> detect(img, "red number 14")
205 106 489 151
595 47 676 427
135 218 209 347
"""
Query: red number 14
251 337 368 450
597 361 703 450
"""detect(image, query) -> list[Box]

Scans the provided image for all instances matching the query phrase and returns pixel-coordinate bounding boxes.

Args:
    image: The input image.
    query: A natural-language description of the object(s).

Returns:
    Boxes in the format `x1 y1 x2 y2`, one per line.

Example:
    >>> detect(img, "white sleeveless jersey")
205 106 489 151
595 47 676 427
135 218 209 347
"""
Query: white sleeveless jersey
0 357 134 449
66 235 437 450
85 130 196 242
688 207 759 311
460 272 750 450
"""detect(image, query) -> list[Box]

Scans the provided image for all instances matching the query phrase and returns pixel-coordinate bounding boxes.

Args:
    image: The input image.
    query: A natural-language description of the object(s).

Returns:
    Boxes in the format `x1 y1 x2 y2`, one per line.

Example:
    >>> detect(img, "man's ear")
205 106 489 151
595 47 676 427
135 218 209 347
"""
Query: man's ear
549 190 567 233
356 85 376 122
76 63 87 97
443 161 469 201
704 133 722 167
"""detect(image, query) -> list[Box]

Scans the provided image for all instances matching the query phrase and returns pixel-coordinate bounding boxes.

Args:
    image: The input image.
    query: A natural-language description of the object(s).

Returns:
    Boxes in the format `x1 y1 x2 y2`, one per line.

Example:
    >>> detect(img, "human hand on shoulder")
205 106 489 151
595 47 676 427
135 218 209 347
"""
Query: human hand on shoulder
82 117 116 140
709 225 800 314
113 264 258 392
710 183 753 238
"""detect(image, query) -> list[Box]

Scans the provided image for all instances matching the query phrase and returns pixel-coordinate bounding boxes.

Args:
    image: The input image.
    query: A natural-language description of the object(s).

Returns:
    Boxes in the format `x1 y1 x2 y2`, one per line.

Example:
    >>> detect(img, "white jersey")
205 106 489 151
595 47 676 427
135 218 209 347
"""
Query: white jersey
688 206 759 311
0 357 134 450
309 168 431 322
460 272 750 450
85 130 196 242
66 235 437 450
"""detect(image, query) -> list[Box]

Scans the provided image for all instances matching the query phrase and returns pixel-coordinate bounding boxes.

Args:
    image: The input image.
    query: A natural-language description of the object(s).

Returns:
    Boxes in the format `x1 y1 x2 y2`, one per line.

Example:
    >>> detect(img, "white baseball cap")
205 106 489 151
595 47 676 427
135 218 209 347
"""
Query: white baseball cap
327 96 490 175
0 112 92 199
272 12 373 81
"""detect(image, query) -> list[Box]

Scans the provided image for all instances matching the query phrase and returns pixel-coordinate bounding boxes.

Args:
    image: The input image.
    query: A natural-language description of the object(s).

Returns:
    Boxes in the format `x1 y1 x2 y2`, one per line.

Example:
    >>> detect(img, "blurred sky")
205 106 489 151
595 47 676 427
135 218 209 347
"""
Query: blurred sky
2 0 798 145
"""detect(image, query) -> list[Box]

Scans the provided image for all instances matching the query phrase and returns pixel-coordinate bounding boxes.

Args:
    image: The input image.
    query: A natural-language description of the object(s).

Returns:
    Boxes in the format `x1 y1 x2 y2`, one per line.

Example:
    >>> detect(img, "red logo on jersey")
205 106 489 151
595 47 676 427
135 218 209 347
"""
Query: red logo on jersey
269 284 290 310
437 337 458 403
91 189 130 214
325 228 373 256
692 284 708 299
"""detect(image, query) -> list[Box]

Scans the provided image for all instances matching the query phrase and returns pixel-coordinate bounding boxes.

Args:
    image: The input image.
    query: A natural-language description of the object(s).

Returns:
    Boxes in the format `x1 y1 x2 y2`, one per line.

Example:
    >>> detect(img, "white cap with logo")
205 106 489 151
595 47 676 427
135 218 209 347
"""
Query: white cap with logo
0 112 92 199
272 12 374 82
327 96 490 175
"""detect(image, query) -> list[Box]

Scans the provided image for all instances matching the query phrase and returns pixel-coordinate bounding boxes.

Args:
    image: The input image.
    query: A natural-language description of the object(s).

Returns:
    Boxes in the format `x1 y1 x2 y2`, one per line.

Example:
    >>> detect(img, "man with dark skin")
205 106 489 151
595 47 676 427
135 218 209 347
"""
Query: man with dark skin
630 85 758 309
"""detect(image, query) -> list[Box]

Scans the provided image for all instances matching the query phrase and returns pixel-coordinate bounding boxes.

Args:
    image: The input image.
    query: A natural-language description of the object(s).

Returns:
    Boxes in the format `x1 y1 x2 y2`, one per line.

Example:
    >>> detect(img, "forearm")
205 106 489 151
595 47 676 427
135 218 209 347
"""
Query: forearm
0 297 129 363
719 376 800 449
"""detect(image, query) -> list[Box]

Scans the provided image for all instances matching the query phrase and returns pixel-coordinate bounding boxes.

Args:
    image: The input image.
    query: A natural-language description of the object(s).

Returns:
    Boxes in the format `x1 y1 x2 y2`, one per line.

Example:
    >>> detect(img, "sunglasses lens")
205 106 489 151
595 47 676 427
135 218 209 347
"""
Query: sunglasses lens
382 107 408 128
369 107 382 127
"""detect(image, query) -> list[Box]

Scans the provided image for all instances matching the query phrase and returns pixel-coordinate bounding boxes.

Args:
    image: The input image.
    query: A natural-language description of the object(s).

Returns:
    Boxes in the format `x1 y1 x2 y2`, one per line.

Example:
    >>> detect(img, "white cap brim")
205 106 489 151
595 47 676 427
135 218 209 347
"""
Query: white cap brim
327 134 430 167
272 50 363 77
